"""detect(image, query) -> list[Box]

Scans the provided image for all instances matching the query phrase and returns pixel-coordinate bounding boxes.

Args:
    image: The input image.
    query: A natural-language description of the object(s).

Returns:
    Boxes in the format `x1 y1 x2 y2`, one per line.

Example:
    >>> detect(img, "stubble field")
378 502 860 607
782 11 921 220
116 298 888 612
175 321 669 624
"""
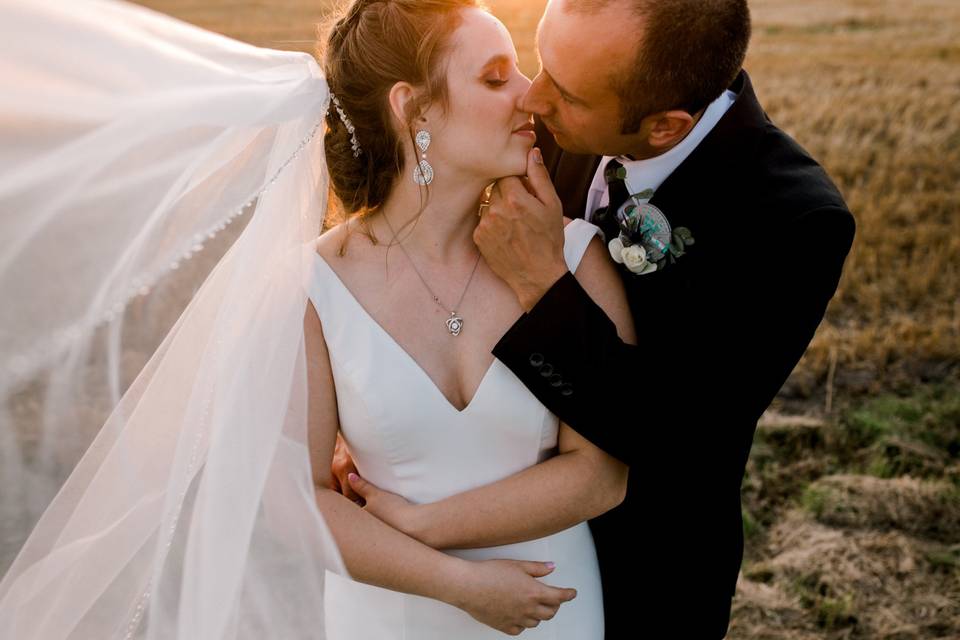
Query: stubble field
63 0 960 637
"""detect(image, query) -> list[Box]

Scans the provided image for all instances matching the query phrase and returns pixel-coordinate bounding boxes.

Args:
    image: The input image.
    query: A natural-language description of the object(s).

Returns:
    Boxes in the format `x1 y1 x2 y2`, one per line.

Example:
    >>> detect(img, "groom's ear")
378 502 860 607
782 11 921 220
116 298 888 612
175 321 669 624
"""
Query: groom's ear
645 109 699 151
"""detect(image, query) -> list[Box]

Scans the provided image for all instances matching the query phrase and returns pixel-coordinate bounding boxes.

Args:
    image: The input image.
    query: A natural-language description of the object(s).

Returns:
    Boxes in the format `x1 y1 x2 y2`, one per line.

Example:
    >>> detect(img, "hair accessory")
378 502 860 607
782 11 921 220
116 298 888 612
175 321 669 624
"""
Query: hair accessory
329 92 362 157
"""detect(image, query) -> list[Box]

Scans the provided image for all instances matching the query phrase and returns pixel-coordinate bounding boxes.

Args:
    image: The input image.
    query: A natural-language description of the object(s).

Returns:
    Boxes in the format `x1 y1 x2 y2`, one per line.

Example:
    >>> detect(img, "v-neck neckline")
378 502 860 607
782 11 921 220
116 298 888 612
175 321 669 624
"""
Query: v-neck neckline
312 252 497 415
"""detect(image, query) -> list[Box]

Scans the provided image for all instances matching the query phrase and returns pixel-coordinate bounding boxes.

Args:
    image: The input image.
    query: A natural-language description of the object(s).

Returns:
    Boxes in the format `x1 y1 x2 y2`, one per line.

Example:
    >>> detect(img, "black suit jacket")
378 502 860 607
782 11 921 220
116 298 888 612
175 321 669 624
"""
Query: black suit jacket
492 70 856 638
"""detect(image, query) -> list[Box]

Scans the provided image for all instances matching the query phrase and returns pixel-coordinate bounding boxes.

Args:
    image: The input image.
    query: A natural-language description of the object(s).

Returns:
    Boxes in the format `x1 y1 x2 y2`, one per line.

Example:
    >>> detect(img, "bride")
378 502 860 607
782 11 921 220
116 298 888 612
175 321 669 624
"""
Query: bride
0 0 634 637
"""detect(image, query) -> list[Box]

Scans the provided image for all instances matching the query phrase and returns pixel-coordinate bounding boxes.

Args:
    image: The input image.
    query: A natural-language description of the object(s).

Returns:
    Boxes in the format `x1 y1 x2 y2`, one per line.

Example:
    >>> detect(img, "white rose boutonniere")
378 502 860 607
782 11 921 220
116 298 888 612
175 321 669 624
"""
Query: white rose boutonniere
608 237 626 264
610 198 696 276
621 244 658 275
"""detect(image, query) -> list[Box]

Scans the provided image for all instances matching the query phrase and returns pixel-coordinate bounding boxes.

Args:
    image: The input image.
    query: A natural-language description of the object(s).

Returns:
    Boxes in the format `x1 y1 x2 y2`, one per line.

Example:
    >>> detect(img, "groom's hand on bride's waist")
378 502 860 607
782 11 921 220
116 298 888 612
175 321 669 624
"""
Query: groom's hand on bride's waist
330 431 362 503
475 147 569 312
333 450 432 545
345 472 429 543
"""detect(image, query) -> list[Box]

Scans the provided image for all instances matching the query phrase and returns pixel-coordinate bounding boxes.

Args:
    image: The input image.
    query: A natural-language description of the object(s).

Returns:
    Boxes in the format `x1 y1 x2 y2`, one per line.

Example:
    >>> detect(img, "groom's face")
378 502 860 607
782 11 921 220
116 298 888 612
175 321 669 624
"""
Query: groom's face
522 0 648 157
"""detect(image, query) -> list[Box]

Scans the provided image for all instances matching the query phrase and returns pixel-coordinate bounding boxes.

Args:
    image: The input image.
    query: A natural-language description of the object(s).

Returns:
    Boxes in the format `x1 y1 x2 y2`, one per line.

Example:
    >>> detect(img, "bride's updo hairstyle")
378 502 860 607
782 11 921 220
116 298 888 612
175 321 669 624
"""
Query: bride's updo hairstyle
318 0 481 221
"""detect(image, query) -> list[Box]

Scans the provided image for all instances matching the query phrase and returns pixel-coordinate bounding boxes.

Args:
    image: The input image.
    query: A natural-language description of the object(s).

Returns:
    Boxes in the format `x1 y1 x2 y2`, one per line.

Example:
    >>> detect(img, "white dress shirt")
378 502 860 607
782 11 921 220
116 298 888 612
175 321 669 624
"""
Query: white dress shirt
584 89 737 220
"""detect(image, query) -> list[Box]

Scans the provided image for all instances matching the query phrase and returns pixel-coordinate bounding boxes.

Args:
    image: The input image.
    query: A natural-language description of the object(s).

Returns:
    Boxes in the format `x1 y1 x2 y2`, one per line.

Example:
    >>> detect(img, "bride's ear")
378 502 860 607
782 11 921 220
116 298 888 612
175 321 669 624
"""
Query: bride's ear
387 81 427 130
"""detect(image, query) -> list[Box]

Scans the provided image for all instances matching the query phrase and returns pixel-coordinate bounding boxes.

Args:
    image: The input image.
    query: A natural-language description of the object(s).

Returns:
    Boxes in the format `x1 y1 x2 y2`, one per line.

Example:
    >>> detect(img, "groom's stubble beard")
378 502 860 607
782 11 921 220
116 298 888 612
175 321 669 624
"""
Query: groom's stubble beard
551 98 708 160
543 112 647 159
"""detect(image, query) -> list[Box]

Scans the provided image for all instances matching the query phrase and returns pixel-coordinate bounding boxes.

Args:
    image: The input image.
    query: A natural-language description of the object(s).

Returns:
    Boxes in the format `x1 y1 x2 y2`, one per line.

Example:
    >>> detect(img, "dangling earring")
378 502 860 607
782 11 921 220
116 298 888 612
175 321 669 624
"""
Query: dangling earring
413 129 434 185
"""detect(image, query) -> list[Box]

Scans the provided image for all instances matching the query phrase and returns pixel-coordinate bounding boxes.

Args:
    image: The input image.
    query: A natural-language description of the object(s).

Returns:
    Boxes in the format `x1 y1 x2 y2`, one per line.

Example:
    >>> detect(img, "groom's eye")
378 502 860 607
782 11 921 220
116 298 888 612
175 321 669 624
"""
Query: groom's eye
484 78 508 88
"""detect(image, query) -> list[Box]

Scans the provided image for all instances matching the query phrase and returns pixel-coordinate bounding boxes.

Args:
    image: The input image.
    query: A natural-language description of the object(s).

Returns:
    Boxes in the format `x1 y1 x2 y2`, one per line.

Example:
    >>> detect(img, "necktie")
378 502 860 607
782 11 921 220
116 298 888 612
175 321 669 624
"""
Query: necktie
593 158 631 242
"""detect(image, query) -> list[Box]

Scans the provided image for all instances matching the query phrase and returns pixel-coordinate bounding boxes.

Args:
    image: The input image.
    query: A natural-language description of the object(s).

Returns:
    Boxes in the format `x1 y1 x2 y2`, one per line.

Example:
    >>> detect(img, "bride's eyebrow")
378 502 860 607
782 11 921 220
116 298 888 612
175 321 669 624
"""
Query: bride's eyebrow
479 54 517 75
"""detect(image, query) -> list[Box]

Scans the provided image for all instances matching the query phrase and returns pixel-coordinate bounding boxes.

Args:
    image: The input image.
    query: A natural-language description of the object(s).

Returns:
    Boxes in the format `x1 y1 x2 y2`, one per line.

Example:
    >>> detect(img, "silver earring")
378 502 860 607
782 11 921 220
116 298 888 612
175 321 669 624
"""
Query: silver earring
413 130 434 185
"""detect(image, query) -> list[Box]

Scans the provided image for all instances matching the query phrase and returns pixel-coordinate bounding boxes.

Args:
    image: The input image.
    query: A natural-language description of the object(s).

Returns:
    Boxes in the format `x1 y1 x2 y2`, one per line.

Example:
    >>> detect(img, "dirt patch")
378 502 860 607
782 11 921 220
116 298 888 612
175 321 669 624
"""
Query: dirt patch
732 510 960 639
802 475 960 542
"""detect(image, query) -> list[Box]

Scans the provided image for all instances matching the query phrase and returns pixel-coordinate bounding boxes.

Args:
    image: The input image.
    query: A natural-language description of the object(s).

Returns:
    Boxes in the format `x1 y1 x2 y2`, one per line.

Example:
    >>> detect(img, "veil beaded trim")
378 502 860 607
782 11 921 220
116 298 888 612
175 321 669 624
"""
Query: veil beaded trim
0 1 348 638
2 118 324 393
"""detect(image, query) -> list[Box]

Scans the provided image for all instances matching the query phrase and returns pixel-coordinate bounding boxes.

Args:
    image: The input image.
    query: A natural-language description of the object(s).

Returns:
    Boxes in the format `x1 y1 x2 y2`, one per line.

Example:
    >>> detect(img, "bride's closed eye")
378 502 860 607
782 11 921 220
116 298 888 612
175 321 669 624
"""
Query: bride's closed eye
479 54 522 89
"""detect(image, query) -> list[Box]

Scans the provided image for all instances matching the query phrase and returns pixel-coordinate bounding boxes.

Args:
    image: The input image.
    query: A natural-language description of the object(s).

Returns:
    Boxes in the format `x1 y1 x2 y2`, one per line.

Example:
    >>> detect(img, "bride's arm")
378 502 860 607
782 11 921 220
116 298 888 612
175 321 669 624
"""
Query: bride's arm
409 419 629 550
356 236 634 550
303 299 576 632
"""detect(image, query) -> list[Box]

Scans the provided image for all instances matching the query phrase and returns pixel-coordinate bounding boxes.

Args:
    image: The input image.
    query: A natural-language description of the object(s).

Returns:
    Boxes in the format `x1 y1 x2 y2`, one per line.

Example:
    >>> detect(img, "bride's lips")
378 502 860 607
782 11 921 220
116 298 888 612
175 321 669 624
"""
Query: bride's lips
512 121 536 141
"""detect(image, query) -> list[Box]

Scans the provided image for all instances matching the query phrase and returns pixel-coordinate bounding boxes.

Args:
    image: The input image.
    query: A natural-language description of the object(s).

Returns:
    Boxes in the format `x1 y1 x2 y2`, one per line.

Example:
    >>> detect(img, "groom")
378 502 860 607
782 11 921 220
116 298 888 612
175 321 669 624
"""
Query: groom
339 0 855 637
476 0 855 635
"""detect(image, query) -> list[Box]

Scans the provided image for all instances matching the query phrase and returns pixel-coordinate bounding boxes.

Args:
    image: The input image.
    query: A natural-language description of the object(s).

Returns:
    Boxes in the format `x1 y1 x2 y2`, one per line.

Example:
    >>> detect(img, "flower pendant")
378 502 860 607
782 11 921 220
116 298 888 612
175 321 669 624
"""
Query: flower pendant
446 313 463 336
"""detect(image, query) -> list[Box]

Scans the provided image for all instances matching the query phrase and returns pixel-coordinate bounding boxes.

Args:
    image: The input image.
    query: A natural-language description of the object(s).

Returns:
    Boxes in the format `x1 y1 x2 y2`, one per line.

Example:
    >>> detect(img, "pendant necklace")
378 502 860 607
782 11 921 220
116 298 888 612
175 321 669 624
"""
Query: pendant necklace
383 214 482 337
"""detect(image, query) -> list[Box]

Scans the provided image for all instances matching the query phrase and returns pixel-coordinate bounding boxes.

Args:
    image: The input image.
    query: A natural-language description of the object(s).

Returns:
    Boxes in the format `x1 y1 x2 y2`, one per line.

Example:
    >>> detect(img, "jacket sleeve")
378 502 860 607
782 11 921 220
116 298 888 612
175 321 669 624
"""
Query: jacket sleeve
492 205 856 468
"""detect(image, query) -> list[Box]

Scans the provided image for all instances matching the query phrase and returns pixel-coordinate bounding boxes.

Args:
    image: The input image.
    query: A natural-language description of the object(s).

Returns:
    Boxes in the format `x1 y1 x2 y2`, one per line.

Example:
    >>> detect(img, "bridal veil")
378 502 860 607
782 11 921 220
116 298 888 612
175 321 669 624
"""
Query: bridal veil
0 0 348 637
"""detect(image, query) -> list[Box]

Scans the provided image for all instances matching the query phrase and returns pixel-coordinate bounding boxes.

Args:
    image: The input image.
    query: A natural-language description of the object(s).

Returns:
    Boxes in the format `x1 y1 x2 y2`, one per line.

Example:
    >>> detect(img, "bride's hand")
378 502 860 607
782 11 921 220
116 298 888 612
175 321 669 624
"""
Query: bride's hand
450 558 577 635
346 472 425 540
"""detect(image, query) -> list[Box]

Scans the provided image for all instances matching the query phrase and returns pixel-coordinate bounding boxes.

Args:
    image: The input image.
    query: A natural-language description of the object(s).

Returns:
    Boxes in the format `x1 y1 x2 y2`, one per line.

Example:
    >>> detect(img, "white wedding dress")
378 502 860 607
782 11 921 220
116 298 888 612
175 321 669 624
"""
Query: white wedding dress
0 1 607 636
304 219 606 639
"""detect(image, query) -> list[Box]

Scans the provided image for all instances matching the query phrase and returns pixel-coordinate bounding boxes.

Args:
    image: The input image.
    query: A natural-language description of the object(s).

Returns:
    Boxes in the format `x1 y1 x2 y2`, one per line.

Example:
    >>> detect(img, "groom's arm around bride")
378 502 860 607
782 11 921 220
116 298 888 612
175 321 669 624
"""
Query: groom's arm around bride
477 1 857 637
338 1 856 637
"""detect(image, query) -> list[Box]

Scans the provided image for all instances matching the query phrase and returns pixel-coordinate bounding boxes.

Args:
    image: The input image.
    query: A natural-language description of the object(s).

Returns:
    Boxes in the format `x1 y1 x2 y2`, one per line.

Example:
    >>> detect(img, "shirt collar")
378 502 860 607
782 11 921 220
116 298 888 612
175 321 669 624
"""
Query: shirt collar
588 89 737 201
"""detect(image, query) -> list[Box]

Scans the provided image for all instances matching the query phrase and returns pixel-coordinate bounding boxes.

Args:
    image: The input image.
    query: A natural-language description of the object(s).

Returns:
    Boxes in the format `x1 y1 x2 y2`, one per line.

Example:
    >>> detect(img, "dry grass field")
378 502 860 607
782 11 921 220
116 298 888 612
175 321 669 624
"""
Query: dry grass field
135 0 960 406
10 0 958 637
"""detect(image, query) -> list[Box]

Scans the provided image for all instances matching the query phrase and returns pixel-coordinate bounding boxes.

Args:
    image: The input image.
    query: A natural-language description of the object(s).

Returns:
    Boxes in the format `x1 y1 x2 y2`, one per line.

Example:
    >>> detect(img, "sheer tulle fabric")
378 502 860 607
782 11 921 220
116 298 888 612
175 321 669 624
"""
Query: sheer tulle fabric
0 1 347 637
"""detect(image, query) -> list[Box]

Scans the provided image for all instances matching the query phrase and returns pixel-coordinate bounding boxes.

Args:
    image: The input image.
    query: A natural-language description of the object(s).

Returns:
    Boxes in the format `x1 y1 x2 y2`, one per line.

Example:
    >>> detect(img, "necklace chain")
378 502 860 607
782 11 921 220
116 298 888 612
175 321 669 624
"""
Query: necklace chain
382 213 482 336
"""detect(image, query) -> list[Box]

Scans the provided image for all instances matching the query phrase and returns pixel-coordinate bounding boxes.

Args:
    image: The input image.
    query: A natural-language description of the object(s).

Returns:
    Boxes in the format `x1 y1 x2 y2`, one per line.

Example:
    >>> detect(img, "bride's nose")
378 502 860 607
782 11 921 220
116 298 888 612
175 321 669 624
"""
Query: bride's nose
514 71 533 111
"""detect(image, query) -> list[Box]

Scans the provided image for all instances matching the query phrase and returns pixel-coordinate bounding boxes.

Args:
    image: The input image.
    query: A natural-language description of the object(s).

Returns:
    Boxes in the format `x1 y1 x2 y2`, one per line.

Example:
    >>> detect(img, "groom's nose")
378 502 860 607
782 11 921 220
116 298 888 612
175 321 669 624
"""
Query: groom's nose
519 72 553 118
513 71 532 106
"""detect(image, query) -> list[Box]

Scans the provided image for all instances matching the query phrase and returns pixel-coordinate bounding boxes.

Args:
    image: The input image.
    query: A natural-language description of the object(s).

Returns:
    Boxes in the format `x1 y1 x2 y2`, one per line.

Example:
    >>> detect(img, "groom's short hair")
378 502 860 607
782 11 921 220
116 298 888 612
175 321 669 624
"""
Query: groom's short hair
565 0 751 133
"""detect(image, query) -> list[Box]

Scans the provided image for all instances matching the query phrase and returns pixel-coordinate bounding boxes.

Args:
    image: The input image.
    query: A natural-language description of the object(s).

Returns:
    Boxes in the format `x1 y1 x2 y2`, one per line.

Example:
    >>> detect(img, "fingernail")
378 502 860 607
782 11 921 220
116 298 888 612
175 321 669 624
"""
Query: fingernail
348 473 359 482
533 148 543 165
545 561 555 569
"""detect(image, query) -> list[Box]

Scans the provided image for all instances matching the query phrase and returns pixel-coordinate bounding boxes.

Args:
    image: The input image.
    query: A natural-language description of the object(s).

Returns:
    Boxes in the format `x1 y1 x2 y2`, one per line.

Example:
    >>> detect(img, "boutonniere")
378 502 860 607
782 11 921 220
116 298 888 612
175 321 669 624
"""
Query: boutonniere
607 198 695 275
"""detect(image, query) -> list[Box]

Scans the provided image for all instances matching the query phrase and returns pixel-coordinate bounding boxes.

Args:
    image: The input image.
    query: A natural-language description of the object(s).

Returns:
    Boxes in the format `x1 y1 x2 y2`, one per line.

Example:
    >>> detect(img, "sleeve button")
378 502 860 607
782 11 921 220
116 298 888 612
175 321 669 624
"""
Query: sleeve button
561 384 574 397
529 353 545 368
539 363 554 377
549 374 564 387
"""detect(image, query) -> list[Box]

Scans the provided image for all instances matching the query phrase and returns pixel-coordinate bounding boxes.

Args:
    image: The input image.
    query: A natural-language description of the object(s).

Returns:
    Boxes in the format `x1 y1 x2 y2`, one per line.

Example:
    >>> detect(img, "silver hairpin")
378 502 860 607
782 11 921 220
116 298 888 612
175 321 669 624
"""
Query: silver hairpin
328 92 362 157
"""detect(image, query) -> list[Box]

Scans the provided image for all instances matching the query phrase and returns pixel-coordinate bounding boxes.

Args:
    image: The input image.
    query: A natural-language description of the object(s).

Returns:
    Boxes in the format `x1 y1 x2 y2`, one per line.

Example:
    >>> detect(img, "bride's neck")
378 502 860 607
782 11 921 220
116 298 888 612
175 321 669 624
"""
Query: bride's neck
370 173 488 262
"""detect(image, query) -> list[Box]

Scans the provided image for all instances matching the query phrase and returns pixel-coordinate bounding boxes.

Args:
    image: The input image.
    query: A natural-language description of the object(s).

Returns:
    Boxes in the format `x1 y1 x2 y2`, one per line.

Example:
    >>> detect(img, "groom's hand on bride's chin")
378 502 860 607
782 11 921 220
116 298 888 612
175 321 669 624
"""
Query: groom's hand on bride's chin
474 147 568 312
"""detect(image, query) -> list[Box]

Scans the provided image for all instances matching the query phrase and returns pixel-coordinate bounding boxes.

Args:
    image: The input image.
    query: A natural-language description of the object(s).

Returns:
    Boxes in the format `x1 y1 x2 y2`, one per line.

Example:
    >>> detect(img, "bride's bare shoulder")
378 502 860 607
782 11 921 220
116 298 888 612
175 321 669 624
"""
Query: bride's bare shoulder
314 217 379 265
